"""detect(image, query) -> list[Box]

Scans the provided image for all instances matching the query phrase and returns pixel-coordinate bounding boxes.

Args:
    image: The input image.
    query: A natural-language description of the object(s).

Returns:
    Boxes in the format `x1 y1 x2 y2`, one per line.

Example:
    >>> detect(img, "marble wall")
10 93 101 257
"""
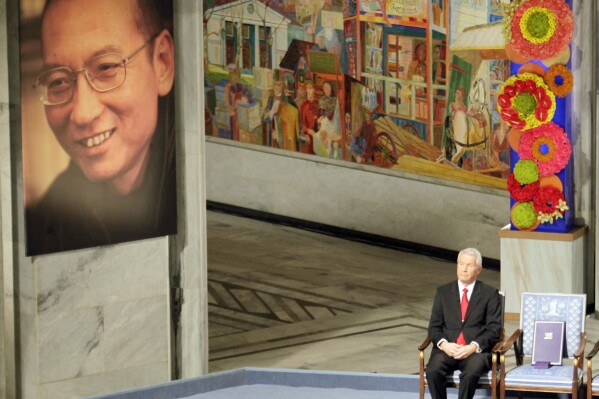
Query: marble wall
0 0 208 398
31 243 171 399
571 0 597 311
205 140 509 259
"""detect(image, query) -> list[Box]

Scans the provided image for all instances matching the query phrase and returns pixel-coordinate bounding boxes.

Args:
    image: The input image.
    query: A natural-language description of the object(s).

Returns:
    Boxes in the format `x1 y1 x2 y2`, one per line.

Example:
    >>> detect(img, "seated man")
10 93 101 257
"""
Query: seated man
426 248 501 399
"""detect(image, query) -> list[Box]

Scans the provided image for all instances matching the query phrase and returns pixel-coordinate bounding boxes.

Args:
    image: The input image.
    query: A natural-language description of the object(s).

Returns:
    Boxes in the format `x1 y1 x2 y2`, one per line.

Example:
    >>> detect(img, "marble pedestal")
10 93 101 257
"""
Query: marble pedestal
499 225 588 319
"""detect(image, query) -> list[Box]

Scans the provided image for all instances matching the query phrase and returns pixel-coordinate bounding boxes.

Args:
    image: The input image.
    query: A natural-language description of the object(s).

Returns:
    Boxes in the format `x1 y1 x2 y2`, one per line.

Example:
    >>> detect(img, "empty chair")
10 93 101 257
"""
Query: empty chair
498 292 586 399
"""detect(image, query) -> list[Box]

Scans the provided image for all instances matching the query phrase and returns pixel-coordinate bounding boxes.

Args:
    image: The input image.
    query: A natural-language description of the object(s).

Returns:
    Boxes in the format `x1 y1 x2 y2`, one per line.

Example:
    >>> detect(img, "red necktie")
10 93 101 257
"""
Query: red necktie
456 288 469 345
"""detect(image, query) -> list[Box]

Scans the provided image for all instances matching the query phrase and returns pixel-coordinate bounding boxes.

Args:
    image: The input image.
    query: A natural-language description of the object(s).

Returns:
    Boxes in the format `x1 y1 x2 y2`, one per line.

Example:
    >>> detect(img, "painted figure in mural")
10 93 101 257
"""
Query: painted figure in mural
26 0 176 255
312 31 328 52
407 43 427 82
296 54 309 84
264 75 299 151
264 79 285 148
350 106 378 164
314 81 342 159
426 248 502 399
299 80 320 154
432 45 446 95
344 111 352 158
322 19 341 55
225 63 245 141
295 82 307 109
450 88 468 115
279 77 300 151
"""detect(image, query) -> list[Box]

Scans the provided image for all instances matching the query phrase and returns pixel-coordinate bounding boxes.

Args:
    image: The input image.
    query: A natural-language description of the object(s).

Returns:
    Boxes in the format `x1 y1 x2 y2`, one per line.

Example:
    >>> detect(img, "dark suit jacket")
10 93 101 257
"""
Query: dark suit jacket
428 280 501 354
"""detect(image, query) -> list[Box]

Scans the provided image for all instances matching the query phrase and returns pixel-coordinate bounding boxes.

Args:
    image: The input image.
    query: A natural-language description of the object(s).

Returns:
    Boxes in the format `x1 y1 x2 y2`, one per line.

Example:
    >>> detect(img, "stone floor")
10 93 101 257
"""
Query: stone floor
206 210 599 380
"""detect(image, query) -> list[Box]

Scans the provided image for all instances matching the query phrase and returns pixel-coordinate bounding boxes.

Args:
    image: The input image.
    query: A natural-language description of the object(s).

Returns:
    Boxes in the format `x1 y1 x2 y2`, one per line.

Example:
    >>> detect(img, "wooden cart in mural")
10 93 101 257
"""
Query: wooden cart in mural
361 131 400 168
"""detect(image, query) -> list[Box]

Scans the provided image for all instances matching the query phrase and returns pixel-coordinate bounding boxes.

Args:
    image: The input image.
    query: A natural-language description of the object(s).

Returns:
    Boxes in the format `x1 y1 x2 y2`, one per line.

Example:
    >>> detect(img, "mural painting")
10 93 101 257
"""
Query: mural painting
203 0 512 189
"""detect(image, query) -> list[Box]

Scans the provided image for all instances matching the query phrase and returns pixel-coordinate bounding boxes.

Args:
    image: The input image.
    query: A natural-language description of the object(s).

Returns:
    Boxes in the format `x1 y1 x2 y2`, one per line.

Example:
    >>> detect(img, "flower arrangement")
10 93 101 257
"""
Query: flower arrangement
498 73 555 131
513 159 539 184
544 64 573 97
518 122 571 175
508 173 540 202
506 0 574 61
511 201 538 230
502 0 574 232
533 185 569 224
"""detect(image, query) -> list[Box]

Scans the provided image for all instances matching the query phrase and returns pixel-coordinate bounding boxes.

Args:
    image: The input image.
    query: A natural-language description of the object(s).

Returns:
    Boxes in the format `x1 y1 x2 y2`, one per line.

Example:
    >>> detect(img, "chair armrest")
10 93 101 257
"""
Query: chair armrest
573 332 586 358
492 340 504 353
498 329 522 354
418 336 432 352
586 338 599 360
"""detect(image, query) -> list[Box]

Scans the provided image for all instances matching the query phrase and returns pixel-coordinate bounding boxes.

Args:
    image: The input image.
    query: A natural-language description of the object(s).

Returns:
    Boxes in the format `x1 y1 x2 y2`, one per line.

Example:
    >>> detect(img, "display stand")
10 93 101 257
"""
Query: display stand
499 225 588 319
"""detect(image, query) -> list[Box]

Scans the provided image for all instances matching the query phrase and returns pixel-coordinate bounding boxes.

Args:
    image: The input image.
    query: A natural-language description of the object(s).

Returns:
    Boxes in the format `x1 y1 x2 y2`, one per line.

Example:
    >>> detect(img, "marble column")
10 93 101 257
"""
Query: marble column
1 1 17 398
572 0 596 315
171 0 209 379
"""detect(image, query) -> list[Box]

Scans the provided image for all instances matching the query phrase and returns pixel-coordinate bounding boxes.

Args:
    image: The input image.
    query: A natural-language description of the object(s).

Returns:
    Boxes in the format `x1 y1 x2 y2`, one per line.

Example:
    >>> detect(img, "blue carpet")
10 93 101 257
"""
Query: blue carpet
179 384 493 399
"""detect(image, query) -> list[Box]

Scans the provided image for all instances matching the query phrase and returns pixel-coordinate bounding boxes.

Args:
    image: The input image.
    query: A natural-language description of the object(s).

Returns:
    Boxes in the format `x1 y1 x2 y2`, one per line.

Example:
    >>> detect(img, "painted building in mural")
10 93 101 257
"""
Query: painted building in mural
203 0 511 188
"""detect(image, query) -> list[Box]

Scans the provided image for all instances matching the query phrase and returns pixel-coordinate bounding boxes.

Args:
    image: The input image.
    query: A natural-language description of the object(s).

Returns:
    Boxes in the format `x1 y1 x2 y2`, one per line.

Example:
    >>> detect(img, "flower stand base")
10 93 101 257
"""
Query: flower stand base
499 224 588 319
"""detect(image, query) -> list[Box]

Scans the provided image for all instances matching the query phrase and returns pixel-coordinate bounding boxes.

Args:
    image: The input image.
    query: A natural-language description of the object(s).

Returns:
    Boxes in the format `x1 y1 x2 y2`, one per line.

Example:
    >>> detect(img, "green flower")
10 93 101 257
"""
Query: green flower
512 93 537 117
512 202 537 229
513 159 539 184
519 6 557 44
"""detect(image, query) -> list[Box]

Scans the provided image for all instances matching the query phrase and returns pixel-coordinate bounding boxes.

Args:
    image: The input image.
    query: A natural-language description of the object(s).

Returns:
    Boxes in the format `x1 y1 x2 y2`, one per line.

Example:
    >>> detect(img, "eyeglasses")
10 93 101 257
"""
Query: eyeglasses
34 37 155 106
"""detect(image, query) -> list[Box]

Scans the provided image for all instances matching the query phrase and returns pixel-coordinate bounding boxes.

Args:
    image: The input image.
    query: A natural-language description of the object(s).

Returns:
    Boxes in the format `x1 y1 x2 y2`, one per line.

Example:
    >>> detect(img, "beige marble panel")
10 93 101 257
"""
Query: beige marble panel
500 233 586 314
206 141 509 259
36 243 170 383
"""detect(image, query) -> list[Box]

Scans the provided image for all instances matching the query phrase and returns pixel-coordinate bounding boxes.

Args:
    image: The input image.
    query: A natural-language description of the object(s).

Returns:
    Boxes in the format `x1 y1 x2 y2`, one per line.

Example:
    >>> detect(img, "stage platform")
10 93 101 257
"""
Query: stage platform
91 367 555 399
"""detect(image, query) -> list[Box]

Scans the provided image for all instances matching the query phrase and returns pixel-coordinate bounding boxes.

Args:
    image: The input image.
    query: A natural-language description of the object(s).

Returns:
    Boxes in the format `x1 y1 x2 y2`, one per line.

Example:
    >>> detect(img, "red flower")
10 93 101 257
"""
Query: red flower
533 185 565 214
508 173 540 202
518 122 571 175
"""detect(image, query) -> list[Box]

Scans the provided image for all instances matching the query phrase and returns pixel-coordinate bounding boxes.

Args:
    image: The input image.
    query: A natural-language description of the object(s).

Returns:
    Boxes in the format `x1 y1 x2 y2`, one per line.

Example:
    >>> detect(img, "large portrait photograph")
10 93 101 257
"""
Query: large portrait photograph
19 0 177 256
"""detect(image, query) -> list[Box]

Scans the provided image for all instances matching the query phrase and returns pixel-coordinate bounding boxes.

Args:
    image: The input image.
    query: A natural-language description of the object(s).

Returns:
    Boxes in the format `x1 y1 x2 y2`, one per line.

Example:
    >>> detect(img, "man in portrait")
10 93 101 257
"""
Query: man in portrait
24 0 177 255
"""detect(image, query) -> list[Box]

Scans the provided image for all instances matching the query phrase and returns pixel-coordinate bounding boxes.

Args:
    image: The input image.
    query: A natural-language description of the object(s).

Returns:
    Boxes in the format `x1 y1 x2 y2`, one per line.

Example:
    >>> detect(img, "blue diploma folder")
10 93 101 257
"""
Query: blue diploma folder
532 321 565 367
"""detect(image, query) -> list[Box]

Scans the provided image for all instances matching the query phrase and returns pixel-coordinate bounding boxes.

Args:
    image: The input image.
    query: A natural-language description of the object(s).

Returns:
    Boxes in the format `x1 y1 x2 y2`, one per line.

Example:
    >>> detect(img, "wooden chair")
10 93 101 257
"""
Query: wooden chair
585 339 599 398
418 291 505 399
498 292 586 399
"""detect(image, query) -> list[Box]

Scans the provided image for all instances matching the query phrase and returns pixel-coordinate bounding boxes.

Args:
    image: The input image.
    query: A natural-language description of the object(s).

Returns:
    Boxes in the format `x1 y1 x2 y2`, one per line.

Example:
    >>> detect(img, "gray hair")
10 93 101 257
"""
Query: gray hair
458 248 482 268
